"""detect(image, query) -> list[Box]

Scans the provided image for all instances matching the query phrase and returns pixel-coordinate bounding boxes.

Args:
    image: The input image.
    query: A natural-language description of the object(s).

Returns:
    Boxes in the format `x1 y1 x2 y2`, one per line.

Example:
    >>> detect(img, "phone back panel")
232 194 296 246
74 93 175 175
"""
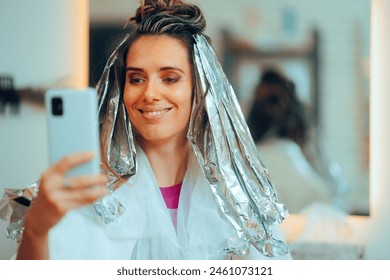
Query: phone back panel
45 88 100 177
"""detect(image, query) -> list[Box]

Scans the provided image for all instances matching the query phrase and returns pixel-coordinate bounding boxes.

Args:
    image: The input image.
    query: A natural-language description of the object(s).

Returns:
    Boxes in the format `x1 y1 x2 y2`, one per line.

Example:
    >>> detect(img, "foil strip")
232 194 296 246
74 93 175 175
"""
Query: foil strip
97 33 137 182
0 182 39 243
188 35 289 257
94 34 134 223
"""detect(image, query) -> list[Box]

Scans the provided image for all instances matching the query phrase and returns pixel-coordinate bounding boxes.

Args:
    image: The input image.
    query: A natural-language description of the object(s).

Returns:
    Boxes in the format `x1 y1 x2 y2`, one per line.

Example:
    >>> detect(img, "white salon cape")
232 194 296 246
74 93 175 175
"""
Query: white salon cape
48 150 292 260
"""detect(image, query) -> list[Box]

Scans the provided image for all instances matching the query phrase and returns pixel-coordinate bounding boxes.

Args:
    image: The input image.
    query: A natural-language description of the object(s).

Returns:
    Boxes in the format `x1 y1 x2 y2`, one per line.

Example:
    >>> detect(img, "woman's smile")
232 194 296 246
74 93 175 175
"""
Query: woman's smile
138 107 173 120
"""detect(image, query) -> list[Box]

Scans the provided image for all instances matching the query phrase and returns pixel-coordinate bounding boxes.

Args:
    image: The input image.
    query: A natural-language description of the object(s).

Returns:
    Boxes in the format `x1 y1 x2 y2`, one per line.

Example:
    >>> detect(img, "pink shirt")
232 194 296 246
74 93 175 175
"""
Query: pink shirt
159 183 182 228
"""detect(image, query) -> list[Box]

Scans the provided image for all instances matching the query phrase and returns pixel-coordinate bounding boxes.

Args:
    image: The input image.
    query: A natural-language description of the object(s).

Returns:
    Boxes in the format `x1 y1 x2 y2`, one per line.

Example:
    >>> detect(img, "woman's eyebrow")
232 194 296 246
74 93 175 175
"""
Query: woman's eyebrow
126 67 143 72
126 66 185 74
160 66 184 74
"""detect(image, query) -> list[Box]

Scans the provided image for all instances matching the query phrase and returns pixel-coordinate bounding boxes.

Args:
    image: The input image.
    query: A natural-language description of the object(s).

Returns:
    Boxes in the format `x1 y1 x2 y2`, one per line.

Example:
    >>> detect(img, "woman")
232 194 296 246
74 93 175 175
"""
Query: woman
6 0 290 260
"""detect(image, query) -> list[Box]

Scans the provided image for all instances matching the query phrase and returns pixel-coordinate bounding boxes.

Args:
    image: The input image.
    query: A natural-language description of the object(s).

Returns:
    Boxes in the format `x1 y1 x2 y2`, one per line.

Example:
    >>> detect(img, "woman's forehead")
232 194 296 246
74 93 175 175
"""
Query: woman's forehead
126 35 191 69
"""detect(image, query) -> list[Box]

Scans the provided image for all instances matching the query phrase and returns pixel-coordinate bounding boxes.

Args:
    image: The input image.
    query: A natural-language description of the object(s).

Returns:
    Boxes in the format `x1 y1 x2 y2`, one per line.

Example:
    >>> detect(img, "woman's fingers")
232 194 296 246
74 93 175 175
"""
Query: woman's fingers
30 172 107 234
61 173 108 205
39 151 99 193
27 152 109 237
65 185 108 208
62 173 107 191
39 151 108 207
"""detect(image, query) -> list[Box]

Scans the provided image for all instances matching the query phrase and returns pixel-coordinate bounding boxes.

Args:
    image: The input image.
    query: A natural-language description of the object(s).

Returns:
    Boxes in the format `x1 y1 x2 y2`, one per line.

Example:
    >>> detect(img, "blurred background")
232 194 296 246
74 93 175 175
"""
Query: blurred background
1 0 388 260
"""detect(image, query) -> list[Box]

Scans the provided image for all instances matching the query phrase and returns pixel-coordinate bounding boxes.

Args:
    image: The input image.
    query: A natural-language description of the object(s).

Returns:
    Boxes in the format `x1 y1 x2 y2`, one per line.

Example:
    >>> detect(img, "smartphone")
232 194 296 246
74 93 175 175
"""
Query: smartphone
45 88 100 177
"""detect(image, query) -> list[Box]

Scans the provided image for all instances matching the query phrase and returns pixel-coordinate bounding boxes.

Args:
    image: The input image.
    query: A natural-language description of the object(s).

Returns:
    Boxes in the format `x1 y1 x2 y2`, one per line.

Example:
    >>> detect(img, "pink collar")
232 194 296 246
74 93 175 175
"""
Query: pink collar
159 183 182 209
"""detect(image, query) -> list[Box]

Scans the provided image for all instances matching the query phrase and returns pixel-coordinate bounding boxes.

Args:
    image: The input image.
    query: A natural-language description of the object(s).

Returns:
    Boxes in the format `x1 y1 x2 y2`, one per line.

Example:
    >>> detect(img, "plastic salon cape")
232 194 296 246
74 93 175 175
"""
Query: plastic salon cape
48 149 292 260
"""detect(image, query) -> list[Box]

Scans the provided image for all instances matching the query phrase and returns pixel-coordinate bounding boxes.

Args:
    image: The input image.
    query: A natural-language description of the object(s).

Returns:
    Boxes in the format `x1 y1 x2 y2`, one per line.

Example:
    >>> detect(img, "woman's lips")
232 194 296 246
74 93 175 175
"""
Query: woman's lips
138 108 172 119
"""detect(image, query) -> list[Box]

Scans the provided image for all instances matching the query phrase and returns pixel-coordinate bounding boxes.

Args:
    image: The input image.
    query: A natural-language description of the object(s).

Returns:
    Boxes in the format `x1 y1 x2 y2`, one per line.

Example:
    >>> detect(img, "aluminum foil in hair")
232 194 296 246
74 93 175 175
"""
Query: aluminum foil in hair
188 34 289 257
96 34 137 180
0 182 39 243
93 34 134 222
88 32 288 257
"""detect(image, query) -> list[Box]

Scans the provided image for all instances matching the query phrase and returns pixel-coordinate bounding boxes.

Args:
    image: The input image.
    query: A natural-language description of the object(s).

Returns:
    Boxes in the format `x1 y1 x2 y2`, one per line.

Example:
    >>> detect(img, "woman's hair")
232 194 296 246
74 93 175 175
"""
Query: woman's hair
129 0 206 35
247 67 309 147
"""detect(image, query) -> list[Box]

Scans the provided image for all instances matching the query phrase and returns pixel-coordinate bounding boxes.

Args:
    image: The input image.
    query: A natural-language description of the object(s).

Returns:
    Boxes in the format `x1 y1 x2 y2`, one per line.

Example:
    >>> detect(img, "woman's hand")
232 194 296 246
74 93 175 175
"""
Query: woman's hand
24 151 107 238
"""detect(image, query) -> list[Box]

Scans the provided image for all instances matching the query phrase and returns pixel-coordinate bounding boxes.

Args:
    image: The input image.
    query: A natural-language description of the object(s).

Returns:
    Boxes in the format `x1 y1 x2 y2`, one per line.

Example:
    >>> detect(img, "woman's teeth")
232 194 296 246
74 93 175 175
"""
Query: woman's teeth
143 109 169 117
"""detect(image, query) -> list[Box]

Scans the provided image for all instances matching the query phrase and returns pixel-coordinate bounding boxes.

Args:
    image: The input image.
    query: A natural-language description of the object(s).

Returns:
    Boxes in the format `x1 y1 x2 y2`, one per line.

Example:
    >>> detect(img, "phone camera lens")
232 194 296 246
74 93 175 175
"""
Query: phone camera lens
52 97 63 116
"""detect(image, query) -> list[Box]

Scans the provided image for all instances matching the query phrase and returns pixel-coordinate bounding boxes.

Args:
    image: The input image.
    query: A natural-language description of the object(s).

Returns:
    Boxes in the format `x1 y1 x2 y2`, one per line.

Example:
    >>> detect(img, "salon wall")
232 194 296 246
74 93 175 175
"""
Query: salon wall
0 0 88 259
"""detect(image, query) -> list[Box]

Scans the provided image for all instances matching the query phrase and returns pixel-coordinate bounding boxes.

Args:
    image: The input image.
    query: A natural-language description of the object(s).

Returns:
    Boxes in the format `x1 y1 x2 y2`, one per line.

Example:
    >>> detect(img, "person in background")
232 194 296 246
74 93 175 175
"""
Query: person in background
247 67 332 213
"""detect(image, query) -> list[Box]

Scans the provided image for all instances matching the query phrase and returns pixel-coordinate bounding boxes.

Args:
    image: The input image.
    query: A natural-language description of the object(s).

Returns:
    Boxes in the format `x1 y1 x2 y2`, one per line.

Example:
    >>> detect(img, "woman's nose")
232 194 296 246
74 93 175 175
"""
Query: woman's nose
142 80 161 102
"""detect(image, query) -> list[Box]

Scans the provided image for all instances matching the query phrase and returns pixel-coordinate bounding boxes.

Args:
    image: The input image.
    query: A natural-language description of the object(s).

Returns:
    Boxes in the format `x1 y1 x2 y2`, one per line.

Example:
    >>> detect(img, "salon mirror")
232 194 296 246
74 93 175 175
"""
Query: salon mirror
89 0 370 215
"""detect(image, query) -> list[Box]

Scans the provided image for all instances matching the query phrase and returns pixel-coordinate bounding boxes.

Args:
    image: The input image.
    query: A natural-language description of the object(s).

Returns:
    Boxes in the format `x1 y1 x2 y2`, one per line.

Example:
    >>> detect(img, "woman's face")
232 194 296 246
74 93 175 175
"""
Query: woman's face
123 35 193 145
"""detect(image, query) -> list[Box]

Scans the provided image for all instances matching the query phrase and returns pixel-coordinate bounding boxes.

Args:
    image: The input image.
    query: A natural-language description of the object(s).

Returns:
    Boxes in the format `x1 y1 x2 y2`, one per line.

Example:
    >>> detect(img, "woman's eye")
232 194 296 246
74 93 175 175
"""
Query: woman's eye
163 76 180 84
128 76 145 84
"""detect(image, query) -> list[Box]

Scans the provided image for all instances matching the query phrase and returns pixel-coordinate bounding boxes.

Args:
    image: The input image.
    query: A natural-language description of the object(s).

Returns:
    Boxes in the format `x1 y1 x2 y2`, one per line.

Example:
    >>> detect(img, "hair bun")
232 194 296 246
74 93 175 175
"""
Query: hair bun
128 0 206 35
